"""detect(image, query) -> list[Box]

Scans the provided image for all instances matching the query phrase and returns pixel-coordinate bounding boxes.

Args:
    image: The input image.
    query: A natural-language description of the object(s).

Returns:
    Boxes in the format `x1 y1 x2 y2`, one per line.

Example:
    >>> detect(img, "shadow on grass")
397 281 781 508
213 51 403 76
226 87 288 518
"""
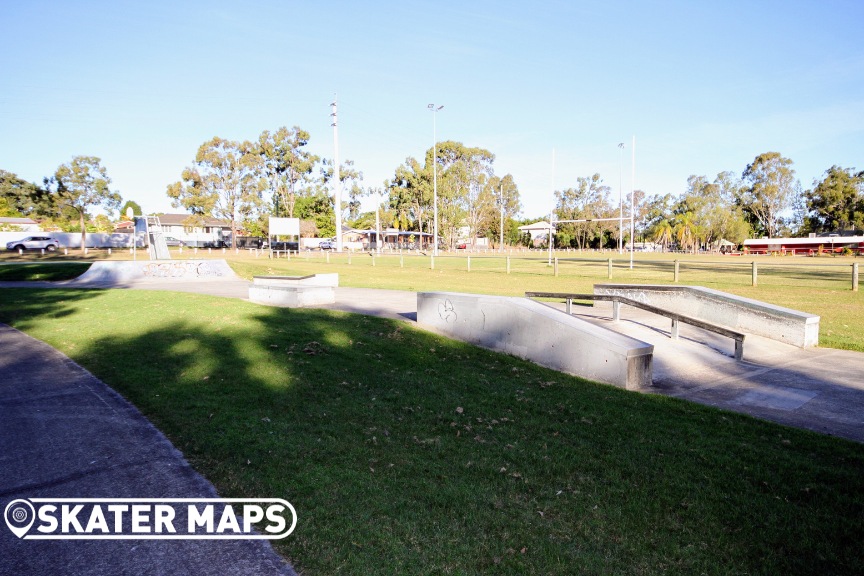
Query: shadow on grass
1 288 863 575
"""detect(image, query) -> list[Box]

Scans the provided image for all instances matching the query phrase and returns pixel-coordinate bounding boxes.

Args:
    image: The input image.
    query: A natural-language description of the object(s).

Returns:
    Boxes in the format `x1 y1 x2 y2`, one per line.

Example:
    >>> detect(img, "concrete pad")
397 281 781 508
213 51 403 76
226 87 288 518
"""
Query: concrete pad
557 300 864 442
732 386 819 411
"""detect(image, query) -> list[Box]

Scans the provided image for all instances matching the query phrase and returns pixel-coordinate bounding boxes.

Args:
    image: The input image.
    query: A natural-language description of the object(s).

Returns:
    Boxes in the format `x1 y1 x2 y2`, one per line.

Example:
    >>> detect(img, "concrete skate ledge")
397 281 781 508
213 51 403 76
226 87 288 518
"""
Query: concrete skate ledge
594 284 820 347
417 291 653 390
249 273 338 307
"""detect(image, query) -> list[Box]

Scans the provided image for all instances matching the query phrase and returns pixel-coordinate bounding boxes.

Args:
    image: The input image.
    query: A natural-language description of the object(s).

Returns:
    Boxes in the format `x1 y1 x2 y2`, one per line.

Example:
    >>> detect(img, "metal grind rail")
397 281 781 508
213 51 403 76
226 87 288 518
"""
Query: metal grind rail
525 291 745 361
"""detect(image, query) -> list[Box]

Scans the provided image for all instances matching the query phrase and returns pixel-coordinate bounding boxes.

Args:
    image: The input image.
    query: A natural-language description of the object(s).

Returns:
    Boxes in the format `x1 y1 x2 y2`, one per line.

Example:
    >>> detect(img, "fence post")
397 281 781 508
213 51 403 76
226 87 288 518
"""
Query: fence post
751 261 758 287
674 260 680 283
348 253 351 265
853 262 859 292
607 258 613 279
400 255 404 268
326 251 330 264
506 256 511 274
554 257 559 277
467 255 471 272
372 254 376 267
430 255 435 270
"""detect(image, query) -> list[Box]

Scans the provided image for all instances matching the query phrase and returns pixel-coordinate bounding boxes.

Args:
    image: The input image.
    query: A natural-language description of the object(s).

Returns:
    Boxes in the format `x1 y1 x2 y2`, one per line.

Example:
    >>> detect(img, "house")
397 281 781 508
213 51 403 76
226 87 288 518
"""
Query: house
0 217 40 232
152 214 233 247
517 221 555 246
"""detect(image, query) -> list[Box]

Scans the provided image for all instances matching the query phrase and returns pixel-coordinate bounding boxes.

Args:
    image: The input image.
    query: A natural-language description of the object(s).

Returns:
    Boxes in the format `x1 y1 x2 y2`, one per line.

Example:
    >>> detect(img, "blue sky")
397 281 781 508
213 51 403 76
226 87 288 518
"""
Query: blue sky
2 0 862 219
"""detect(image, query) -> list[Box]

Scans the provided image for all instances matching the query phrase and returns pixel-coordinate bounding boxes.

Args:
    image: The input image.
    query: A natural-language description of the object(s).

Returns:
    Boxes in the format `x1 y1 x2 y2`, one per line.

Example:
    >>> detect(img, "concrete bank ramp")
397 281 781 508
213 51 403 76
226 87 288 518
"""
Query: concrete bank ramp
417 292 653 390
68 259 239 284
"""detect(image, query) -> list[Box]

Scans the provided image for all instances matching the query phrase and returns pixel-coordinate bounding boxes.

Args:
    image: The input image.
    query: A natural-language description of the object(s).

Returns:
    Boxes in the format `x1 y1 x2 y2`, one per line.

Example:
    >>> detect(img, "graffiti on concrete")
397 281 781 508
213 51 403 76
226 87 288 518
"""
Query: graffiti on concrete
141 262 225 279
438 299 457 323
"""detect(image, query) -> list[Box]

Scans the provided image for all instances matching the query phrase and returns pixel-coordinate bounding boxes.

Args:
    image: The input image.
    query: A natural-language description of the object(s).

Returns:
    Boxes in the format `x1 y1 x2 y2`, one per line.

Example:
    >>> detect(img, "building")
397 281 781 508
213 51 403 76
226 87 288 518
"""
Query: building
743 234 864 255
152 214 234 247
517 221 555 246
0 217 40 232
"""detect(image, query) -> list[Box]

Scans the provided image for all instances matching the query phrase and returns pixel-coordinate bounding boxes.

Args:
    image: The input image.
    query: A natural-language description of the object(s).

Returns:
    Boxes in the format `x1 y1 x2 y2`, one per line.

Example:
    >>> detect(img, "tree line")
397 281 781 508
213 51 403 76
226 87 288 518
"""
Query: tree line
166 128 524 250
551 152 864 252
2 138 861 251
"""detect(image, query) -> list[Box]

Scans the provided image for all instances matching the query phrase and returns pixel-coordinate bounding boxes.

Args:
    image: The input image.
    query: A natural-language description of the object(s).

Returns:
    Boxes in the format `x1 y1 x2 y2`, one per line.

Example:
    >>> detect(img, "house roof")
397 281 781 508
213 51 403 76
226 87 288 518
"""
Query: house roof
517 221 554 231
0 217 38 225
156 213 231 227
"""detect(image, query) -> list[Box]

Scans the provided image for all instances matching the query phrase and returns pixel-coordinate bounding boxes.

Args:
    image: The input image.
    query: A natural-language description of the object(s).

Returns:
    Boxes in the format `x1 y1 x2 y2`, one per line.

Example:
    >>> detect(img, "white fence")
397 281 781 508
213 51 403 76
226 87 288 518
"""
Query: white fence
0 231 135 249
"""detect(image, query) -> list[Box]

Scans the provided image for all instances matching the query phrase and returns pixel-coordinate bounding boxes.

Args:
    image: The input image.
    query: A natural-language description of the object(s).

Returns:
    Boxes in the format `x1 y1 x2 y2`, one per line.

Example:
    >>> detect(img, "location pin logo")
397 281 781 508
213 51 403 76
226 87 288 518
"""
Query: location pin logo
4 499 35 538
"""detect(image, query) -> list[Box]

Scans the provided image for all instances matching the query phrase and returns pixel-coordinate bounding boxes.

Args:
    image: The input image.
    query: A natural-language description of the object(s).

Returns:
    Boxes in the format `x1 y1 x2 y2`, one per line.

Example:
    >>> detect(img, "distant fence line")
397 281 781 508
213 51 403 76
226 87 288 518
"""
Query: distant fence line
288 251 860 292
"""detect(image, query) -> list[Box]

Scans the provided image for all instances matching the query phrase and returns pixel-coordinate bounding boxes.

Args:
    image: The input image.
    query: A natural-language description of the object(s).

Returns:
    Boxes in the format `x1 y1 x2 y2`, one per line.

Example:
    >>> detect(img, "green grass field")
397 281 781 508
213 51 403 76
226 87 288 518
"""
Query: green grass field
0 275 863 574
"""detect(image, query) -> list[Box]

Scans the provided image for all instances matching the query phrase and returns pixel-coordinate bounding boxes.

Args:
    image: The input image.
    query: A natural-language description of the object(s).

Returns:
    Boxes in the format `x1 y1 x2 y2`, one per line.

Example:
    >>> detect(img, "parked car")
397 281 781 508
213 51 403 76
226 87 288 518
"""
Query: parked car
5 236 60 252
163 236 186 247
318 240 335 250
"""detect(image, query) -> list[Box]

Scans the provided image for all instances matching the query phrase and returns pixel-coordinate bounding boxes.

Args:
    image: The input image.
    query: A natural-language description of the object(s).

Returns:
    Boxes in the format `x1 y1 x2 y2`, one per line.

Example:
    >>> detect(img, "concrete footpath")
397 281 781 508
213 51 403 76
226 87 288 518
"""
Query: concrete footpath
0 323 296 575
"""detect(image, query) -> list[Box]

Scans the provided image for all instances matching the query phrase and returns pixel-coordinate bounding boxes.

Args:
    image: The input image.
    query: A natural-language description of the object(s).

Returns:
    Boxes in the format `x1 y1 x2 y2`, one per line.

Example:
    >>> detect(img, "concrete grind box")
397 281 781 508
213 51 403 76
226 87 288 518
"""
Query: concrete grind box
417 292 653 390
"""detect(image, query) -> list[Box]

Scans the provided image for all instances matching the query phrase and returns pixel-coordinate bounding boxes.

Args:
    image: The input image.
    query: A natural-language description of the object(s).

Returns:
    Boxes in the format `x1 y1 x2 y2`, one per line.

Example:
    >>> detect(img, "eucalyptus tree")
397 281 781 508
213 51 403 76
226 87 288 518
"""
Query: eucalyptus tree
318 158 363 233
54 156 121 252
0 170 55 217
436 141 495 248
739 152 798 237
256 126 318 218
486 174 522 247
387 156 431 235
166 137 265 249
804 166 864 234
554 173 613 250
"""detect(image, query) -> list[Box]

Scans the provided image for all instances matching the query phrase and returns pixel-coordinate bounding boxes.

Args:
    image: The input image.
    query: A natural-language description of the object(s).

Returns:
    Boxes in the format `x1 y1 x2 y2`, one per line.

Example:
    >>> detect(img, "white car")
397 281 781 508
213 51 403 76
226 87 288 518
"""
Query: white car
6 236 61 252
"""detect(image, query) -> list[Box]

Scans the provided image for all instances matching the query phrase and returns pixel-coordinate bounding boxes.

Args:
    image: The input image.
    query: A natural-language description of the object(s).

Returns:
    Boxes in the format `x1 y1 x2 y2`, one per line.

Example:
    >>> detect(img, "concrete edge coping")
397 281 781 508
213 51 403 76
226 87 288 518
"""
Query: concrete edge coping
253 274 315 281
252 273 339 287
594 283 820 323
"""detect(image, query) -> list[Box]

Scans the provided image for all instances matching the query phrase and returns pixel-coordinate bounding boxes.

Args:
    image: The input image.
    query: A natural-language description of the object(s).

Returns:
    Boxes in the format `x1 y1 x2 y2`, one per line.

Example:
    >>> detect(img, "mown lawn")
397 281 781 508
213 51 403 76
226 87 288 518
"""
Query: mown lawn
1 288 862 575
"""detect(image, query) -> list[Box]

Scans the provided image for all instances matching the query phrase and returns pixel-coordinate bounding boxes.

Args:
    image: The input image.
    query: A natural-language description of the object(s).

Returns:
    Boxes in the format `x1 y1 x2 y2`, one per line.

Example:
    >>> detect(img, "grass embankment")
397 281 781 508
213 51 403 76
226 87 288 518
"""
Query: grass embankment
0 288 862 575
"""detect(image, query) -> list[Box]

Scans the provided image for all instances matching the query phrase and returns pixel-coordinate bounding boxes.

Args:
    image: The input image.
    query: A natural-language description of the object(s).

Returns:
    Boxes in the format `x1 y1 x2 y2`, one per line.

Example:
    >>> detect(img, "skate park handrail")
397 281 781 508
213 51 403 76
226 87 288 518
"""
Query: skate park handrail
525 291 745 361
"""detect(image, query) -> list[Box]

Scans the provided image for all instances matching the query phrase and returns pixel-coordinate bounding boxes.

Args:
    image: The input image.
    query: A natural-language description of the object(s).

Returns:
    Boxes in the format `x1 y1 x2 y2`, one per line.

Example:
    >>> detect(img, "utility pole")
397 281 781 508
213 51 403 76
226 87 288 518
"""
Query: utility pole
331 96 343 252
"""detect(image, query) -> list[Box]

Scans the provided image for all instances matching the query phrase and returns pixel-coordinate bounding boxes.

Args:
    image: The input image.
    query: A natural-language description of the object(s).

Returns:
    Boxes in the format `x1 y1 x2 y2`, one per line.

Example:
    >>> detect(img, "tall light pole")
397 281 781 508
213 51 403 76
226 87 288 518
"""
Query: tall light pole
618 142 625 254
499 182 505 252
630 135 636 269
428 104 443 255
549 148 556 265
331 96 342 252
